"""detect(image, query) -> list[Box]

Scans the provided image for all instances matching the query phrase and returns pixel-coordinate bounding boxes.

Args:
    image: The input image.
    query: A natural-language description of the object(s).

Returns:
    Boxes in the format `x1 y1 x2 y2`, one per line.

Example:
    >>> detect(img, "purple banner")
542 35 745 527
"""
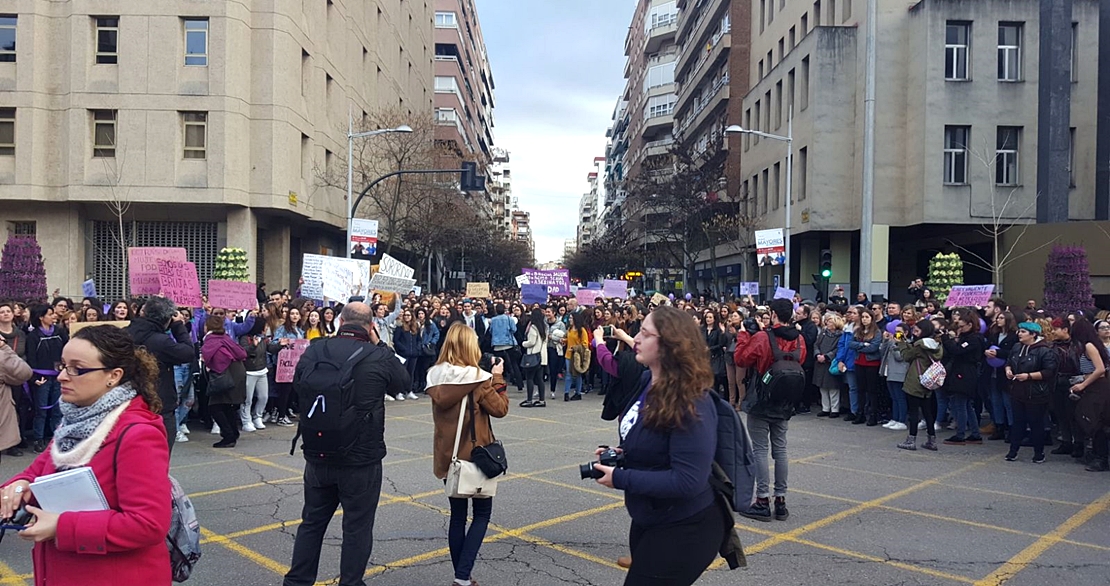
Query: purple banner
520 284 548 305
522 269 570 296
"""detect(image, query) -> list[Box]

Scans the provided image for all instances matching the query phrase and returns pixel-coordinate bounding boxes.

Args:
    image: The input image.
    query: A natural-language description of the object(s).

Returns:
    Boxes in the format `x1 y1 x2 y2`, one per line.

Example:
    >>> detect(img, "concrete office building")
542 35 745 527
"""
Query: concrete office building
740 0 1099 299
0 1 435 299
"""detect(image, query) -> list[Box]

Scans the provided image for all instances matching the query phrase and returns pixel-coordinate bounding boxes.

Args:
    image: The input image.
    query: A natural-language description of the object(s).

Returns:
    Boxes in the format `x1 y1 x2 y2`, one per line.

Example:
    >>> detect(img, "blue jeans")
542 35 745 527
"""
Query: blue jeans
990 378 1013 426
949 393 979 438
845 370 859 415
936 389 951 425
564 358 582 396
887 380 907 424
174 366 195 428
32 377 61 441
449 496 493 581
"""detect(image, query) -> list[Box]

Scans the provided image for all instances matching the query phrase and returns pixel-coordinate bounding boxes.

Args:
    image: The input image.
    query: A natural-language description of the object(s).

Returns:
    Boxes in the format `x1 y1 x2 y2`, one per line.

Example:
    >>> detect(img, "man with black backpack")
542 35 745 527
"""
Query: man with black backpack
283 302 411 586
734 298 806 522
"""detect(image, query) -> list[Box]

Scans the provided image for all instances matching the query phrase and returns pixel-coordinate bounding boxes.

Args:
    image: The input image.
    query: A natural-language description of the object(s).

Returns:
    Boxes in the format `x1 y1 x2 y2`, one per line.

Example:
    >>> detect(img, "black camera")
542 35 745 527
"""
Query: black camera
579 446 625 480
479 353 501 372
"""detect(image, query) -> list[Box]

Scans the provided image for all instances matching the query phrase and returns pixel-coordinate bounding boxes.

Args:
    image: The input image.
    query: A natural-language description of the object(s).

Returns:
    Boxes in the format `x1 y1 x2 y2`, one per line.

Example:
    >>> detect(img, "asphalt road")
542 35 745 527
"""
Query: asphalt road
3 389 1110 586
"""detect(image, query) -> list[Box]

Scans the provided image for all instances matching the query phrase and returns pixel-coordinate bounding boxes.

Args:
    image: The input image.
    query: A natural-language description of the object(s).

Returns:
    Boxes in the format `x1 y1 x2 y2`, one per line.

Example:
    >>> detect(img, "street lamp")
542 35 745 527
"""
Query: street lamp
726 111 793 290
347 113 413 258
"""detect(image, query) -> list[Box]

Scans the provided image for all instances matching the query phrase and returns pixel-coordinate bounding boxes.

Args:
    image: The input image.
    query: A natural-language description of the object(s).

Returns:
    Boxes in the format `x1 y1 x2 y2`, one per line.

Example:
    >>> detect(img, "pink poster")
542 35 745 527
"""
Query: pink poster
207 280 258 311
156 260 203 308
275 339 311 383
576 288 603 307
129 247 188 295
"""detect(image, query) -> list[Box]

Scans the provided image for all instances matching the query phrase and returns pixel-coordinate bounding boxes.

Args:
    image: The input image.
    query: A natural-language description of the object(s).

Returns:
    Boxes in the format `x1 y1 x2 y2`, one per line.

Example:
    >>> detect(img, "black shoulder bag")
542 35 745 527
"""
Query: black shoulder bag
467 392 508 478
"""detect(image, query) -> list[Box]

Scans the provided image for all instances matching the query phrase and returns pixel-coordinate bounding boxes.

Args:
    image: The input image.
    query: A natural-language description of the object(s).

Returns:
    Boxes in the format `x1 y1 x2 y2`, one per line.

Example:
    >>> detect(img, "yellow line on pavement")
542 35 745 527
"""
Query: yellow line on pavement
200 526 290 575
188 476 302 498
974 490 1110 586
0 563 28 586
171 451 291 471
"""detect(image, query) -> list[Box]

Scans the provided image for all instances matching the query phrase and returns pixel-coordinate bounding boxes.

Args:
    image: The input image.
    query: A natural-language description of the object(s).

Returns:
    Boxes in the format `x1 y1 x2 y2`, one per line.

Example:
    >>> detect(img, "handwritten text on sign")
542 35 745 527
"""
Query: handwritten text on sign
521 269 570 296
466 283 491 298
945 285 995 308
129 247 188 295
275 339 311 383
378 253 415 279
157 260 203 308
207 280 258 311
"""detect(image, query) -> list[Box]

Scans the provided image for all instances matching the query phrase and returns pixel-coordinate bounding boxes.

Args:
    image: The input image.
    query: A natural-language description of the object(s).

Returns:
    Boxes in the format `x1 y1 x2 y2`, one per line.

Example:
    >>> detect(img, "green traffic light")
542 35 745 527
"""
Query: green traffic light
821 269 832 278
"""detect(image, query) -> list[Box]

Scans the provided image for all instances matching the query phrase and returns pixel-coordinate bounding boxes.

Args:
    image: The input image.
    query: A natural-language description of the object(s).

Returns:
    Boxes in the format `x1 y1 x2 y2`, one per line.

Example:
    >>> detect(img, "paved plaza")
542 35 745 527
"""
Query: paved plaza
2 391 1110 586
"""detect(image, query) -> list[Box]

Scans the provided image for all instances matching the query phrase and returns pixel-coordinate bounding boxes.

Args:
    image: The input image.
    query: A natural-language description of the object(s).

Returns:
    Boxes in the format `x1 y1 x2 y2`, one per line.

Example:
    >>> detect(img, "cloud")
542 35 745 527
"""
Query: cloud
475 0 634 263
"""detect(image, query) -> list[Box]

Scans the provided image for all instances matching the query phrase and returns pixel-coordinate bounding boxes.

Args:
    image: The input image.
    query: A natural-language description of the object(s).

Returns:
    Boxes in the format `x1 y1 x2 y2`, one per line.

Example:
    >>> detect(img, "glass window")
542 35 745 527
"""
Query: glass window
945 22 970 81
1071 23 1079 82
645 94 676 118
93 110 117 158
944 125 969 184
0 15 15 62
0 108 13 156
95 17 119 64
184 18 208 66
644 62 675 90
435 12 457 28
434 76 459 93
997 23 1022 81
995 126 1021 186
183 112 206 159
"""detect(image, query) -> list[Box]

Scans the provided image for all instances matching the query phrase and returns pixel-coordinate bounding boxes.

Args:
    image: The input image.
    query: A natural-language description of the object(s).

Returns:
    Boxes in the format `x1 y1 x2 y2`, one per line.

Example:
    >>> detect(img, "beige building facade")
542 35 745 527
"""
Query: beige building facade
0 0 434 299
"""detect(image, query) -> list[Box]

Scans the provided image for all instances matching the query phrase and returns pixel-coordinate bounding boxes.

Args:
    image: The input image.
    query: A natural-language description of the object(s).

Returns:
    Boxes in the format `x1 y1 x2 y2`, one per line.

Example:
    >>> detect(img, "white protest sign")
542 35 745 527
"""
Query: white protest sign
515 274 529 287
320 257 371 301
378 253 414 279
301 254 326 299
369 272 417 294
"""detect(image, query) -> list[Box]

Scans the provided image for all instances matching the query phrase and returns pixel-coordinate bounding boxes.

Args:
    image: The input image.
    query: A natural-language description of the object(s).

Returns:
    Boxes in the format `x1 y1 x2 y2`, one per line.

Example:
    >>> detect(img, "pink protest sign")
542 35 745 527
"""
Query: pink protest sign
576 288 603 307
944 285 994 308
207 280 258 311
129 247 188 295
156 260 203 308
275 339 311 383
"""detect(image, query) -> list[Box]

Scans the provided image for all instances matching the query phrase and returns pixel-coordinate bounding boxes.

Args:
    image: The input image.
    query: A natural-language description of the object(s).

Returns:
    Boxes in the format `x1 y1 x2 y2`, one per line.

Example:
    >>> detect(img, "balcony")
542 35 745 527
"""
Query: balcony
675 0 729 77
643 137 675 158
676 73 729 138
675 32 730 114
643 111 675 135
645 13 678 54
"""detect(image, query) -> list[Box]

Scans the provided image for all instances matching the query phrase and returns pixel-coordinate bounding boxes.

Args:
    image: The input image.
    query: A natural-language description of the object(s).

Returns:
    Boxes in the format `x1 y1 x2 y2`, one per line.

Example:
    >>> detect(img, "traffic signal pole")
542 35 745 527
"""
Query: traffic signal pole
350 167 471 253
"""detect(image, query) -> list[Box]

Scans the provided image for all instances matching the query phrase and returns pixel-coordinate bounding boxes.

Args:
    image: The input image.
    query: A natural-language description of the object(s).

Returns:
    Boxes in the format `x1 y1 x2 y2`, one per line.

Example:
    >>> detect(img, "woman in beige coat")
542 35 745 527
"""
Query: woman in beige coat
0 338 32 461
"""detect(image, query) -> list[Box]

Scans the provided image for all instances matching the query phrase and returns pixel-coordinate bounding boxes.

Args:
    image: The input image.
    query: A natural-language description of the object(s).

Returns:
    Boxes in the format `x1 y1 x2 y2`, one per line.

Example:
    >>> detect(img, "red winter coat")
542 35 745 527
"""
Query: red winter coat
3 396 172 586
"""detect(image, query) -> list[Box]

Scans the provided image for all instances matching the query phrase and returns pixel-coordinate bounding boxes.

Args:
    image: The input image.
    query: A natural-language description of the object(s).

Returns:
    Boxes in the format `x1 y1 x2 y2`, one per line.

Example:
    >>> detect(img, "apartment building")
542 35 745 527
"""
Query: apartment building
488 147 512 238
510 209 534 259
578 172 599 251
433 0 495 171
0 1 434 298
625 0 682 182
740 0 1099 298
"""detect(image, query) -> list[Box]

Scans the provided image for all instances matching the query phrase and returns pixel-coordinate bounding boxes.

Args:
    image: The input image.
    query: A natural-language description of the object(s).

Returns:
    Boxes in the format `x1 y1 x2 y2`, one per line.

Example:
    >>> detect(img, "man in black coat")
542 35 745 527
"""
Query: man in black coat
125 295 196 451
283 302 410 586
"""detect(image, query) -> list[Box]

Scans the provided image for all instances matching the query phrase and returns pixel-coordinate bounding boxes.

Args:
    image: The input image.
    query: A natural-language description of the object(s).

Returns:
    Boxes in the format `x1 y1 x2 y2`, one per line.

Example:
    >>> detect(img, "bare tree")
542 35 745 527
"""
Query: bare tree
83 138 133 298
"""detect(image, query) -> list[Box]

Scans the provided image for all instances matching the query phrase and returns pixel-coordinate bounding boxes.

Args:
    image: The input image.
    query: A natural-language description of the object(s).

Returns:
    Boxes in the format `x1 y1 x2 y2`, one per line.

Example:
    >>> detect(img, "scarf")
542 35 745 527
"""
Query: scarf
53 383 137 454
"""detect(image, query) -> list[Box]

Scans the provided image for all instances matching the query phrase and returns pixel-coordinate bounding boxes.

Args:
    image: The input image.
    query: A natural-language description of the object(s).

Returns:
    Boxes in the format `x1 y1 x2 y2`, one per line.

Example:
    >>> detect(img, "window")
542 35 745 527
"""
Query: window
789 26 796 51
774 81 783 128
995 126 1020 186
814 1 822 27
92 110 117 158
773 162 781 210
183 18 208 66
799 147 808 201
9 221 35 235
997 23 1022 81
829 0 836 24
435 11 457 28
764 90 771 130
761 168 769 214
0 108 12 156
945 22 970 80
1069 127 1076 188
758 60 764 80
434 76 459 93
943 125 969 184
1071 23 1079 82
801 13 809 36
182 112 206 159
95 17 118 64
644 62 675 90
787 68 796 114
743 109 752 151
760 0 766 33
435 107 459 123
645 95 675 118
800 56 810 110
0 15 14 62
778 38 785 62
843 0 852 22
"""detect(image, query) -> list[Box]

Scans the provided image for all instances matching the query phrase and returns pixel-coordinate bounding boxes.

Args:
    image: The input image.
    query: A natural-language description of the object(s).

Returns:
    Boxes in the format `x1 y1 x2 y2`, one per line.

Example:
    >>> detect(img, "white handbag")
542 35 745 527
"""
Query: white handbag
444 395 497 499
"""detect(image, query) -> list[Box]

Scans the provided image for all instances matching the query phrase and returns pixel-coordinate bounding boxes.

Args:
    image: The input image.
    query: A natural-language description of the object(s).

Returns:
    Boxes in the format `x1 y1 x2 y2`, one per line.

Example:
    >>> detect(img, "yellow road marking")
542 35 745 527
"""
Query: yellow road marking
188 476 301 498
171 451 290 471
0 563 28 586
200 526 290 575
973 490 1110 586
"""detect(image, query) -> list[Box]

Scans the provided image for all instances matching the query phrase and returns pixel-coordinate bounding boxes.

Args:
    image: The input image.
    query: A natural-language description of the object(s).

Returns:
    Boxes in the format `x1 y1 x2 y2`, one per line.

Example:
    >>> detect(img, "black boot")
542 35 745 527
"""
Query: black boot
1050 442 1074 455
1086 459 1110 472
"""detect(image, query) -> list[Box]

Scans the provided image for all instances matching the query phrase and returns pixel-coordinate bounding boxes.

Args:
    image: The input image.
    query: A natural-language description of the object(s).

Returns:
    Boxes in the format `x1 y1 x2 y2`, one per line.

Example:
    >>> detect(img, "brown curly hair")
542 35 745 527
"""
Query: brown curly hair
73 325 163 413
641 306 713 430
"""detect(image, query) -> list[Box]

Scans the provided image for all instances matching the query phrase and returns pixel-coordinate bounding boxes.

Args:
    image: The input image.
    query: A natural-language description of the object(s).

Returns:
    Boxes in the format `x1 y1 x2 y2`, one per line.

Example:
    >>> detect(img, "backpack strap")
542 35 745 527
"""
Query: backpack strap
765 328 801 363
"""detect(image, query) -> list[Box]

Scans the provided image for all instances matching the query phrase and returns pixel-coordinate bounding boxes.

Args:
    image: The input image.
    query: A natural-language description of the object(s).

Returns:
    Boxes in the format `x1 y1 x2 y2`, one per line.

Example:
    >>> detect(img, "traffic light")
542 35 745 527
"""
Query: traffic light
460 161 486 192
819 249 833 279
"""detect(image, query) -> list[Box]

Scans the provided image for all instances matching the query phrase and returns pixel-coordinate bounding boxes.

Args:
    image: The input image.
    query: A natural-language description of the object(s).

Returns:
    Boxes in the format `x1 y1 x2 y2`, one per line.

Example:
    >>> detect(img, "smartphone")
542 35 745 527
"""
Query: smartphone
602 326 614 337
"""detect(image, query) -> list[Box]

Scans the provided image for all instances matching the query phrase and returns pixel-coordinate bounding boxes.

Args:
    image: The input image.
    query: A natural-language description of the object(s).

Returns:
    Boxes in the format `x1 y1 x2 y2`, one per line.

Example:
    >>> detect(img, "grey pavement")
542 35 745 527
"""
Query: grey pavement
3 389 1110 586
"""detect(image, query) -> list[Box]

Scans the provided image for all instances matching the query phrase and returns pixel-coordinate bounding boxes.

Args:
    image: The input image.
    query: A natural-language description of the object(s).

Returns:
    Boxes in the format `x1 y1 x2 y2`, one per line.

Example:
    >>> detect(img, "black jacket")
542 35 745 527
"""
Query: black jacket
25 326 67 372
293 326 410 465
1008 340 1058 404
601 355 649 421
941 330 983 397
239 334 268 372
125 317 195 414
800 320 818 369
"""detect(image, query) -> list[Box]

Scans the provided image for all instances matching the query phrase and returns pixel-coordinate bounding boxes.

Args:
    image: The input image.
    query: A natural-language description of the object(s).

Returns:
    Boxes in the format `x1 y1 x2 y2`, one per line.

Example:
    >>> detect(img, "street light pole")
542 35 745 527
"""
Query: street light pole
345 109 412 258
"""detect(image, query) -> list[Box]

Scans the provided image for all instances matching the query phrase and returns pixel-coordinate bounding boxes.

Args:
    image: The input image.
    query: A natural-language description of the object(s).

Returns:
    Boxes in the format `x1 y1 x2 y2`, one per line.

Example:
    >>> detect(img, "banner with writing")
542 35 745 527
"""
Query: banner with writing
521 284 548 305
207 280 258 311
603 279 628 299
369 272 417 295
945 284 995 308
378 253 415 279
521 269 570 296
157 260 203 308
466 282 491 298
129 247 188 295
739 282 760 296
773 287 796 301
275 339 311 383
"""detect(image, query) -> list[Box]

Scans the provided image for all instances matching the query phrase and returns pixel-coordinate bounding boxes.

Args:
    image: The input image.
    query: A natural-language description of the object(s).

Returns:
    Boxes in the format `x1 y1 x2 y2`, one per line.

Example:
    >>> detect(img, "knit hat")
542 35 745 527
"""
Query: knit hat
1017 321 1042 334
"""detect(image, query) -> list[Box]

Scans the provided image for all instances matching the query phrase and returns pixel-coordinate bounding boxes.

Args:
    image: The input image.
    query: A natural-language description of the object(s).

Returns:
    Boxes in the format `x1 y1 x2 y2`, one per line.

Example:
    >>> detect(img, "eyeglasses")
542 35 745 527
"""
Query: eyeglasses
60 365 112 377
639 329 660 339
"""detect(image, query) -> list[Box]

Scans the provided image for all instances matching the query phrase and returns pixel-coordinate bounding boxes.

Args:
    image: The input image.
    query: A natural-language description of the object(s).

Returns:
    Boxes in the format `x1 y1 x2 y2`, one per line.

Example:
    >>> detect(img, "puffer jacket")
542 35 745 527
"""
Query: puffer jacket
239 334 268 373
1007 339 1058 405
880 337 910 383
393 326 423 359
898 337 944 398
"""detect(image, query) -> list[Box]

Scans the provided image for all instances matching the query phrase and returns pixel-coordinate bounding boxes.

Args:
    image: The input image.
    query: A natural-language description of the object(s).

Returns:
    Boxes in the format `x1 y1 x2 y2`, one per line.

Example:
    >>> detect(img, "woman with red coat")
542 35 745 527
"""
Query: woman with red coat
0 325 172 586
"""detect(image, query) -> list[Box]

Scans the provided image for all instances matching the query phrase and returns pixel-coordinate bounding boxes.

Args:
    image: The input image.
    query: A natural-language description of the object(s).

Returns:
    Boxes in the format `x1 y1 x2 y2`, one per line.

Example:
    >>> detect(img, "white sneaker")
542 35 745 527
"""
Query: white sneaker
385 394 395 401
211 423 220 435
253 417 266 430
890 422 908 431
882 421 895 429
934 422 946 432
175 430 189 443
406 392 419 400
242 422 257 432
179 424 191 435
919 421 928 430
275 417 295 427
396 393 406 401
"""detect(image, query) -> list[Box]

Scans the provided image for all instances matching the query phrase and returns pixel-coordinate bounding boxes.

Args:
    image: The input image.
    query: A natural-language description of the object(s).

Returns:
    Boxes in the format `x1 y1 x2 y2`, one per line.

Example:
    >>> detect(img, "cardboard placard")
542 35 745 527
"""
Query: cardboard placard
68 320 129 334
369 273 417 295
275 339 311 383
129 247 188 295
466 282 491 298
739 282 760 296
156 260 203 308
521 269 570 296
521 284 548 305
514 274 529 287
576 289 603 307
207 280 258 311
650 293 668 307
378 253 415 279
773 287 796 300
945 284 995 308
602 279 628 299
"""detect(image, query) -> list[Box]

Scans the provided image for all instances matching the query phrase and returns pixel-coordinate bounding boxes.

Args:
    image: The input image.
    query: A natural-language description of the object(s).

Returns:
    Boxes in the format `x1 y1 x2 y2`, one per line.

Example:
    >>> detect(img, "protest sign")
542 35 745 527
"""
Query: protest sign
576 288 603 307
773 287 796 300
378 253 414 279
603 279 628 299
739 282 760 296
586 281 602 290
275 339 311 383
349 219 378 257
945 284 995 308
82 279 97 298
412 286 422 296
466 282 491 298
322 257 372 301
301 254 325 299
69 320 129 334
514 274 529 287
207 280 258 310
369 272 416 295
129 247 188 295
650 293 669 307
521 284 548 305
157 260 203 308
521 269 570 296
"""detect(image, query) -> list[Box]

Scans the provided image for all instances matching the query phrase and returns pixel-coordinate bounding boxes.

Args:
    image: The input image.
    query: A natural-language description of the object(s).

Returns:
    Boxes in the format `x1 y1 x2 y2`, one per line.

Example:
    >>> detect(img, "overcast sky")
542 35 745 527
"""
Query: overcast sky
475 0 635 264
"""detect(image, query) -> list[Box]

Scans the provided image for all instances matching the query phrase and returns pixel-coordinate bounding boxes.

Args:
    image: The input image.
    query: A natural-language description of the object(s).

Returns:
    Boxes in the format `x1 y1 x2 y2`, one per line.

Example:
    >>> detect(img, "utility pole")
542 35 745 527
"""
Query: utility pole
859 0 877 300
1097 0 1110 219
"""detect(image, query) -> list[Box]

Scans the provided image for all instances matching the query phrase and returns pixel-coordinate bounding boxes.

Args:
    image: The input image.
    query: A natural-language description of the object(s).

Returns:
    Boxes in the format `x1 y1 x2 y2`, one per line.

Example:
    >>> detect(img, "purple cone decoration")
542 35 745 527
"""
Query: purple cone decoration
1044 245 1095 314
0 235 48 304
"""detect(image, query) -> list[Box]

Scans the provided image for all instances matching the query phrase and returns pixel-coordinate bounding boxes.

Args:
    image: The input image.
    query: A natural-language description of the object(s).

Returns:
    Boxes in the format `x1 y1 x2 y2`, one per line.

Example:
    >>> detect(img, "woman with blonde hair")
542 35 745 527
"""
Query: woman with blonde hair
426 322 508 586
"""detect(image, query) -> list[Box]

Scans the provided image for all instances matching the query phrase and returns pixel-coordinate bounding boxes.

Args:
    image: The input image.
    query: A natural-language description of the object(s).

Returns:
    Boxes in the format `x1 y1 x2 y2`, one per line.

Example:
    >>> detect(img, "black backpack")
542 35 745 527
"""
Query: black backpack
289 341 374 461
706 390 755 515
756 328 806 406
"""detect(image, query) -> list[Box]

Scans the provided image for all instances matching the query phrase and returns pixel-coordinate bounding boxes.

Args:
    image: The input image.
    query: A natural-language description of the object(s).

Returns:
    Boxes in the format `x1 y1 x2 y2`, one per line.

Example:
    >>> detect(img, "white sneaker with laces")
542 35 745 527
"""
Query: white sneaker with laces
406 392 419 400
890 422 908 431
396 393 406 401
276 417 295 427
175 430 189 443
934 422 946 432
385 394 395 401
253 417 266 430
242 422 257 433
919 421 928 430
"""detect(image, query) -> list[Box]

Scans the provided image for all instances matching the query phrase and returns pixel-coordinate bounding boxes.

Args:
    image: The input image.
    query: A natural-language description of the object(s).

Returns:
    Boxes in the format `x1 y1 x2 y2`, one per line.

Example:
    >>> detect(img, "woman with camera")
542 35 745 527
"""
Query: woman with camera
592 306 723 586
427 322 509 586
1 325 172 585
